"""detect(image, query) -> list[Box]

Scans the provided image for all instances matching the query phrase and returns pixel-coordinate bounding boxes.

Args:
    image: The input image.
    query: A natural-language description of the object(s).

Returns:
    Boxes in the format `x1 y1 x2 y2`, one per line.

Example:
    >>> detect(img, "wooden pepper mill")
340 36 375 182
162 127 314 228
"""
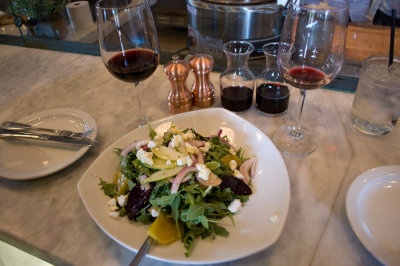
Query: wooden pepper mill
188 54 215 107
164 55 192 114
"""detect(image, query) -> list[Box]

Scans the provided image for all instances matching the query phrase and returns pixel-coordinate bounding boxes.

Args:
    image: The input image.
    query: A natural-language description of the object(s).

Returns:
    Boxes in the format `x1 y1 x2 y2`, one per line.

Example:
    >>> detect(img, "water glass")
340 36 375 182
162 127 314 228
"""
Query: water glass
351 56 400 135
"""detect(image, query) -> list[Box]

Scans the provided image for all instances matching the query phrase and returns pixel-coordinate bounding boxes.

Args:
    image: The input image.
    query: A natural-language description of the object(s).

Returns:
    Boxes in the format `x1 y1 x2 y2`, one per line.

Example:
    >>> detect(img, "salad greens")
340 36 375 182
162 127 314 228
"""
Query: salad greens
100 124 255 256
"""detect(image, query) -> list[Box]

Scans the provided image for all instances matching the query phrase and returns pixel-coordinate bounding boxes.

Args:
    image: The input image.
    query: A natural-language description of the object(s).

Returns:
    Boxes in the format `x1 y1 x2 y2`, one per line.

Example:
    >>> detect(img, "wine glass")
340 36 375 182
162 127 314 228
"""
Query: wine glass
272 0 349 156
96 0 160 127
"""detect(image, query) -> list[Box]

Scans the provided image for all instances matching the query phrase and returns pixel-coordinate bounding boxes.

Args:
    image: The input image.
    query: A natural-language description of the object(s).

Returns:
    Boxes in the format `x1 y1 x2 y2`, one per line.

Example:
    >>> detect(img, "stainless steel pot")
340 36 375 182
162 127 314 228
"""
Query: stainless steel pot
187 0 284 61
205 0 270 4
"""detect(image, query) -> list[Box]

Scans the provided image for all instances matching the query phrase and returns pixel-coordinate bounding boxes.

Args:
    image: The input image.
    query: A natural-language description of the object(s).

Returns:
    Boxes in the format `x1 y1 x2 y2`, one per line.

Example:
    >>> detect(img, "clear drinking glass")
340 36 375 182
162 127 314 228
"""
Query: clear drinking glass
220 41 255 112
256 42 290 116
351 56 400 135
96 0 160 127
272 0 349 156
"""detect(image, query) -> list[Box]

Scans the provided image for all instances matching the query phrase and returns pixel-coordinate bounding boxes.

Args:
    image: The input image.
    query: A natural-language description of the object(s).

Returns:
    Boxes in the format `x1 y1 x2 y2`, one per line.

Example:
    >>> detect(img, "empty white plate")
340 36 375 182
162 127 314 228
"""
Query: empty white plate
0 108 97 180
346 165 400 266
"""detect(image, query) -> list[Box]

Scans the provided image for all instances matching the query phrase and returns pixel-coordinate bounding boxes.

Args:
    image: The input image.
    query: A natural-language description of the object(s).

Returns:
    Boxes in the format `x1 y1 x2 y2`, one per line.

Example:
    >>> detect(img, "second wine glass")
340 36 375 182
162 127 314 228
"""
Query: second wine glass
272 0 349 156
96 0 160 127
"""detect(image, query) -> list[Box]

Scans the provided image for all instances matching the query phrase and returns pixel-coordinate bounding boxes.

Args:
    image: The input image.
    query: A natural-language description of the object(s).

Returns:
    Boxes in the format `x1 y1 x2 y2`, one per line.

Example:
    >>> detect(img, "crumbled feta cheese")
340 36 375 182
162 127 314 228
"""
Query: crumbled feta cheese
135 139 149 150
149 206 160 217
229 160 238 171
117 195 128 207
228 199 242 213
138 174 150 190
177 156 193 166
234 170 244 180
171 134 184 148
166 160 172 165
186 156 193 167
137 148 153 165
107 198 117 206
270 213 279 223
109 204 118 211
199 142 211 153
185 142 198 154
177 156 188 166
147 140 157 149
182 130 195 140
108 211 120 218
196 163 211 180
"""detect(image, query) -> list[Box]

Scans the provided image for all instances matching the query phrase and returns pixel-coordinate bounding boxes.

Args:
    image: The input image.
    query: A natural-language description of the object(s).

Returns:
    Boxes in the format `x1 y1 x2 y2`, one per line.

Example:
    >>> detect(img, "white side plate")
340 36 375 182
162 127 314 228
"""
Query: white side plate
0 108 97 180
346 165 400 266
78 108 290 264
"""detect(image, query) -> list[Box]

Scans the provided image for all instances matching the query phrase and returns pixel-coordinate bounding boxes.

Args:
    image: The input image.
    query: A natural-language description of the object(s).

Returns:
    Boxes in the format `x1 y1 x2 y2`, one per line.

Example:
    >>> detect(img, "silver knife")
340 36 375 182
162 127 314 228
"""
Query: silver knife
0 129 99 147
1 121 94 138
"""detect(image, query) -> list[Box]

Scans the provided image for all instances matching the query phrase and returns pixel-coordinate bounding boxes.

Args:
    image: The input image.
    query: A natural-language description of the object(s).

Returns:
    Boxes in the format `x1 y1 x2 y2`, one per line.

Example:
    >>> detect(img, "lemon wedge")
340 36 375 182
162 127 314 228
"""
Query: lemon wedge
148 212 180 244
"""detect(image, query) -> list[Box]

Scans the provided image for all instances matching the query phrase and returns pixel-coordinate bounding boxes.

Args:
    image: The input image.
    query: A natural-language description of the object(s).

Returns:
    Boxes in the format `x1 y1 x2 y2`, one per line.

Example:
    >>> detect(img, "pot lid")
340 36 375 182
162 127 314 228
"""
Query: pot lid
204 0 270 5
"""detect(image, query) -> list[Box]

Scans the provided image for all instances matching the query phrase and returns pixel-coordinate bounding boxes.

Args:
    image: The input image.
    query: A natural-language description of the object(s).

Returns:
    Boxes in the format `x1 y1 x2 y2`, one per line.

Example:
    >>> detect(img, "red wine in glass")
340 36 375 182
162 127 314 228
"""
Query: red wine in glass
284 66 326 90
221 86 253 112
272 0 348 156
256 83 290 115
96 0 160 127
106 49 159 83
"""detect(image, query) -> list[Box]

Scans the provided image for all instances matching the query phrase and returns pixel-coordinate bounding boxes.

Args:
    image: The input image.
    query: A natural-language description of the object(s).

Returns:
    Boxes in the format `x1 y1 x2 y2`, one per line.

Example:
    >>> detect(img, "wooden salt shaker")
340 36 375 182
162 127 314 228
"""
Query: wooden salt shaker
189 54 215 107
164 55 192 114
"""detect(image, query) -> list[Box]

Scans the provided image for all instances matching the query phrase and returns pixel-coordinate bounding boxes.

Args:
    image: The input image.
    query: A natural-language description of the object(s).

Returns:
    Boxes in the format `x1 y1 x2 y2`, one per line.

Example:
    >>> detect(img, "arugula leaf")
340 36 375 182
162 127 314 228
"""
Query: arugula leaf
148 124 157 139
198 215 209 229
127 179 136 191
132 159 154 177
99 178 117 197
136 212 152 224
101 124 254 257
119 207 126 217
171 194 181 222
211 223 229 237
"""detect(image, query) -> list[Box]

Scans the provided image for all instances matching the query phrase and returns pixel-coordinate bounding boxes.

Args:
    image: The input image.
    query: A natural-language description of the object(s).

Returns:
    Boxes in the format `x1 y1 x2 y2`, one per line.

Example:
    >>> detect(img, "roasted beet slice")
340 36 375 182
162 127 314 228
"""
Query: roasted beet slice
219 175 252 195
126 184 154 220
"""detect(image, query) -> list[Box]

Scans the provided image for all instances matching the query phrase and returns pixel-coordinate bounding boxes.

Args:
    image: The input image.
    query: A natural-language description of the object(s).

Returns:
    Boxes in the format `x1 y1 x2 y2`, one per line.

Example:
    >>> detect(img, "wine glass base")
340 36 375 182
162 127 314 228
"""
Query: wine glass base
272 125 318 156
124 117 150 133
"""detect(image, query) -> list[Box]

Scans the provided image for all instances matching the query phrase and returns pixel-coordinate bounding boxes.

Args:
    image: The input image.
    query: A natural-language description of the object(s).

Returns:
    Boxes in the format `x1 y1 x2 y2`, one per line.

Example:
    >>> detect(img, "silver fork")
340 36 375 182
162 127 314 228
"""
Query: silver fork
1 121 94 138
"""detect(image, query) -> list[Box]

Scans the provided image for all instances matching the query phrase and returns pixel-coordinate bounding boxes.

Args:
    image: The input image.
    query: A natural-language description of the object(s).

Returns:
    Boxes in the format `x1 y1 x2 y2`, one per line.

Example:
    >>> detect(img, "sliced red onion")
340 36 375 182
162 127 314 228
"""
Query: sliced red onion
182 174 193 183
190 154 197 166
171 166 197 194
120 141 140 157
197 149 204 164
219 137 236 152
169 173 192 184
217 129 222 137
239 158 256 184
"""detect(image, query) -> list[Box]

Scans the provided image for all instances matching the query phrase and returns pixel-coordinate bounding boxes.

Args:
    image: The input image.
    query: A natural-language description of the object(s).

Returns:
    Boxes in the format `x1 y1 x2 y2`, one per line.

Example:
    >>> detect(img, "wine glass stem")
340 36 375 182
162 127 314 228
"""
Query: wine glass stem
292 89 307 137
135 81 148 126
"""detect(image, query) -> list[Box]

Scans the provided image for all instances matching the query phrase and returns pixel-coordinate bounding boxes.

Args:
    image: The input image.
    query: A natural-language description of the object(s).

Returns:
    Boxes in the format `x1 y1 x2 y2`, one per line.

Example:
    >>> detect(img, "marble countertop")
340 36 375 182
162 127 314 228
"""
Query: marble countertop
0 44 399 266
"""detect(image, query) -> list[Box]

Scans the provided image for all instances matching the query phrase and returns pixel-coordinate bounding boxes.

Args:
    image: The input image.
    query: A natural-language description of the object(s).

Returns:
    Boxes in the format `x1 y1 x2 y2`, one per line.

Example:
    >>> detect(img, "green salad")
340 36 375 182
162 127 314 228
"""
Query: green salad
100 124 256 256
